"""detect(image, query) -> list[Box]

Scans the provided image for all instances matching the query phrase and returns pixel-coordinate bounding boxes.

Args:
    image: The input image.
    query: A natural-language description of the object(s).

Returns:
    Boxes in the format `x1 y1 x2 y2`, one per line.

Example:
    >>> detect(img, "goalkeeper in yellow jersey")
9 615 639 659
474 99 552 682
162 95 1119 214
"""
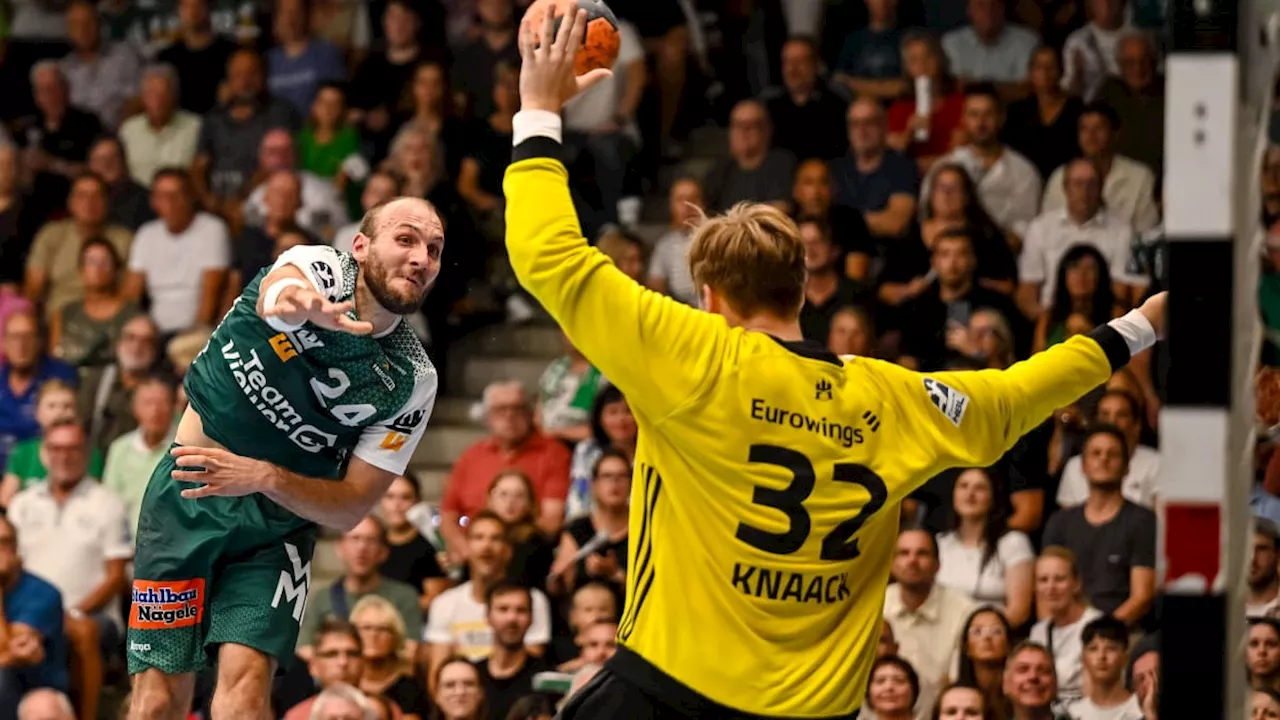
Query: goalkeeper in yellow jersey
507 12 1165 720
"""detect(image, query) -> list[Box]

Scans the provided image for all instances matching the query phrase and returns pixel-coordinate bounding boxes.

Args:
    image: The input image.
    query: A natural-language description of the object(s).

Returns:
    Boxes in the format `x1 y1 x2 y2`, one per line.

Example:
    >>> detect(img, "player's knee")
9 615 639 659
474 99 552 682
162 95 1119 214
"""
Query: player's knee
129 670 194 720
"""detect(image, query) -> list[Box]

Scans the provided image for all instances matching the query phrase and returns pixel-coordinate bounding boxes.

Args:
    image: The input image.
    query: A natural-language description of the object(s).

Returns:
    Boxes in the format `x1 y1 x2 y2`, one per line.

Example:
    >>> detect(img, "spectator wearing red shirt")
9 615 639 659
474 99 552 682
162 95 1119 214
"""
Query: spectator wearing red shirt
440 380 570 565
887 31 965 175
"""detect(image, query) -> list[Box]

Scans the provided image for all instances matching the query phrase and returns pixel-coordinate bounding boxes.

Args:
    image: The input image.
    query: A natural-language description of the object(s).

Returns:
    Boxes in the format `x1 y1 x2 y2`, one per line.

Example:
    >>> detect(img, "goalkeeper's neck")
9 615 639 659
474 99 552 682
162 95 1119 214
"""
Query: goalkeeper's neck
702 287 804 342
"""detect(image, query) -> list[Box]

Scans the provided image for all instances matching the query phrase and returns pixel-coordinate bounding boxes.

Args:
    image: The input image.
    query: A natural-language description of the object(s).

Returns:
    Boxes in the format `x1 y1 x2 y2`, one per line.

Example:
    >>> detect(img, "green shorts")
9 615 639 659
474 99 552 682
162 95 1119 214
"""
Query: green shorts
126 445 317 676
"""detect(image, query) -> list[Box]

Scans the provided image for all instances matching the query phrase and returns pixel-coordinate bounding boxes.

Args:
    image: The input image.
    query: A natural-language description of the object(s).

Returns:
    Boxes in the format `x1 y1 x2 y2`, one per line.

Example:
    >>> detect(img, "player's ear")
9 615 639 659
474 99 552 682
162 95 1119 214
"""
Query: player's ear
698 284 715 313
351 232 370 261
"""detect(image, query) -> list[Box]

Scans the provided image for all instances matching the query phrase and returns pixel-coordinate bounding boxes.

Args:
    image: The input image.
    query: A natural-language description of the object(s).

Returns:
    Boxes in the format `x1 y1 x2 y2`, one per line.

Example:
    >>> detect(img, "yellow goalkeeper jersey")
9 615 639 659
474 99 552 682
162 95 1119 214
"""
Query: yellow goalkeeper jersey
504 139 1128 719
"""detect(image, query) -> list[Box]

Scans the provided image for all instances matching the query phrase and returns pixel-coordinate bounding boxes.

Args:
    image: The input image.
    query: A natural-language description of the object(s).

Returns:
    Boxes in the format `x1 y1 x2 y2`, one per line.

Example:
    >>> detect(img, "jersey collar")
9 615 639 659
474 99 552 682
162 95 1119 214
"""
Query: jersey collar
768 336 843 367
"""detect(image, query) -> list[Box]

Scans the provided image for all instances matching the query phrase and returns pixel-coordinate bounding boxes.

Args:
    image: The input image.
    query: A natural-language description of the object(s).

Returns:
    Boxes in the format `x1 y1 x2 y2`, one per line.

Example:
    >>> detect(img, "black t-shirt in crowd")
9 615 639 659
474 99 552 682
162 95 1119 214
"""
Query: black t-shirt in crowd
762 84 850 162
565 515 628 598
464 119 515 198
896 283 1024 371
157 37 240 115
380 531 445 594
475 654 552 720
1042 500 1157 615
382 674 431 717
798 277 873 345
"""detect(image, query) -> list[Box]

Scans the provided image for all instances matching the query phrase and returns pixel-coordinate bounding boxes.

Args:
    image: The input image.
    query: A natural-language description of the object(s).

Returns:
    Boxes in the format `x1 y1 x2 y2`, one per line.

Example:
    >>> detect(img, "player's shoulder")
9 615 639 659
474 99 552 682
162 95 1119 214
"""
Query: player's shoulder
379 320 438 391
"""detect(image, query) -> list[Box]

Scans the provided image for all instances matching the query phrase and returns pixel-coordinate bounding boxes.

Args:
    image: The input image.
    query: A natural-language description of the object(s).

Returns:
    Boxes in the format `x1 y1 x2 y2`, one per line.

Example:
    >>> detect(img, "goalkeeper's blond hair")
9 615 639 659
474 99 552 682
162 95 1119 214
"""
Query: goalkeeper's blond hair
687 202 807 319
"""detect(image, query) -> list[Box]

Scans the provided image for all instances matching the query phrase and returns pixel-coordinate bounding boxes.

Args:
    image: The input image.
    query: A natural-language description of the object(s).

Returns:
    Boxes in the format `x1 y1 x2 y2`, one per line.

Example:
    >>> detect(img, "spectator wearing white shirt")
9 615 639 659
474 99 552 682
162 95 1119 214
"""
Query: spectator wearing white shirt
59 1 142 130
883 528 977 693
924 83 1041 241
8 420 132 720
936 468 1034 627
1056 390 1159 509
1018 159 1145 319
646 178 703 306
119 64 202 187
941 0 1039 90
243 129 350 241
1041 104 1159 235
332 170 402 255
563 18 646 225
1250 520 1280 619
124 168 231 334
1066 616 1144 720
1030 547 1104 707
1061 0 1133 102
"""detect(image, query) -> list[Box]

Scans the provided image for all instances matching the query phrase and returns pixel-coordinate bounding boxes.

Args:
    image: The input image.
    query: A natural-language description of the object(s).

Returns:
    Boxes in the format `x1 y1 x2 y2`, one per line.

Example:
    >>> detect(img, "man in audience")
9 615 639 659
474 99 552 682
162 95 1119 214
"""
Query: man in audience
1018 158 1146 319
797 218 869 344
59 0 141 130
265 0 345 116
1029 547 1103 707
243 132 349 240
439 381 570 558
1003 642 1060 720
930 84 1041 239
296 516 422 663
0 516 68 718
474 582 551 719
12 62 104 224
830 98 917 240
101 376 176 532
8 420 131 720
0 311 77 472
155 0 239 114
87 136 153 232
1056 390 1160 508
703 100 797 212
23 174 132 321
1042 426 1157 625
554 582 618 669
1041 104 1159 234
790 159 873 276
1249 519 1280 618
647 178 703 306
424 512 552 677
451 0 521 119
305 685 378 720
897 228 1021 370
832 0 908 102
1097 32 1164 176
228 171 309 300
883 528 976 699
78 314 160 455
942 0 1039 90
332 171 401 254
348 0 425 143
125 168 231 337
1062 0 1133 101
1129 635 1160 716
119 63 202 187
1069 616 1143 719
762 36 848 162
15 689 75 720
283 619 365 720
192 48 299 211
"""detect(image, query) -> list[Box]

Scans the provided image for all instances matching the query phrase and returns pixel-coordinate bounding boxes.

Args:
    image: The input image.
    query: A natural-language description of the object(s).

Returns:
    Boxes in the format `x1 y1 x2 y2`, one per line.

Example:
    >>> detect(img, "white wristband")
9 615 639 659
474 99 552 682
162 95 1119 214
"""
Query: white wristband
1107 308 1158 357
262 278 310 332
513 110 563 146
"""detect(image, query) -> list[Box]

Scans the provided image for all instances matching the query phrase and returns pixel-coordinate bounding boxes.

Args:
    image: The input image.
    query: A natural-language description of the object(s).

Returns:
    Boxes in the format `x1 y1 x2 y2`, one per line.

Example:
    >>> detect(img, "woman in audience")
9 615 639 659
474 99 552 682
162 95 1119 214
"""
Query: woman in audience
395 61 467 180
567 385 637 519
953 608 1012 720
936 468 1034 627
886 31 964 174
932 683 990 720
351 595 428 718
1029 547 1103 706
380 473 451 613
429 656 487 720
458 62 518 244
487 468 556 590
1001 46 1084 181
0 379 105 506
1033 244 1119 353
297 82 365 190
550 450 631 599
946 309 1017 370
50 237 138 368
827 306 876 358
864 655 920 720
595 226 646 283
921 164 1017 283
1250 618 1280 693
505 695 555 720
1255 688 1280 720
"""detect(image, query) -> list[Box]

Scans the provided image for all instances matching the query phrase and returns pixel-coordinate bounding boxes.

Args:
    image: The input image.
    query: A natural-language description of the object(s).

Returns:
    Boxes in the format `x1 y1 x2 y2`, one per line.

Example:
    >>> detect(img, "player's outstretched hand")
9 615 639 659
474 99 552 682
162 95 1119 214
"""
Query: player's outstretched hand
265 285 374 335
1137 291 1167 339
518 7 611 114
170 446 272 499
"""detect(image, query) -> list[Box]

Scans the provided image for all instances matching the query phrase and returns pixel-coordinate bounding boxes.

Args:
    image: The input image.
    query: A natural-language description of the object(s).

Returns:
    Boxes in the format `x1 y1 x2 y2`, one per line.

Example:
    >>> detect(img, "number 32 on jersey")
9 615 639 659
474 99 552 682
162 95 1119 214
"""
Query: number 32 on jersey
730 444 888 604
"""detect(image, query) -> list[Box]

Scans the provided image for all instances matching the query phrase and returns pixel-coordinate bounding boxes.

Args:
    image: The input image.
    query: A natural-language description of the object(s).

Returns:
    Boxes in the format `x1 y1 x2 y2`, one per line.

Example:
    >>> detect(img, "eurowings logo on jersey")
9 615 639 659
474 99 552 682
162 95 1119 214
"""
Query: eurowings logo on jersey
923 378 968 427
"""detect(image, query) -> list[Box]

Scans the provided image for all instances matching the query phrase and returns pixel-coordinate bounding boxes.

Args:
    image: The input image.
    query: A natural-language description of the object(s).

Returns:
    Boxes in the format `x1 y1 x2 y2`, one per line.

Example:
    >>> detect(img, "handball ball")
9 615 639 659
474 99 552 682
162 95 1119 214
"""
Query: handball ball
521 0 622 75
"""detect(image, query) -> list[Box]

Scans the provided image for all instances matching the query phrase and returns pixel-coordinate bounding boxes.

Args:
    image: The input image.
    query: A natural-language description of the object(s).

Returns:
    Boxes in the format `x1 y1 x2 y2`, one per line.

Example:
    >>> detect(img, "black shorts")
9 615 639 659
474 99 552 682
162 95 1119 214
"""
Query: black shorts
556 668 686 720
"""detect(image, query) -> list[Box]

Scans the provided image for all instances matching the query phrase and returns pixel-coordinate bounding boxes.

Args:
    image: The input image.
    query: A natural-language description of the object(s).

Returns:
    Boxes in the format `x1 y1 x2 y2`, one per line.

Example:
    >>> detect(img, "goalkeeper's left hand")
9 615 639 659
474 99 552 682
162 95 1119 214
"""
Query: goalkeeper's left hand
518 6 611 114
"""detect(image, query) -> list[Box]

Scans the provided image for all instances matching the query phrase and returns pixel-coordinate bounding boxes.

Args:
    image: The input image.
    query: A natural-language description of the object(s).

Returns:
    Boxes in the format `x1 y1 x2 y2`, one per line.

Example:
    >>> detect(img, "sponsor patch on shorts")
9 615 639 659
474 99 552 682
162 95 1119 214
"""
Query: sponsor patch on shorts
129 579 206 630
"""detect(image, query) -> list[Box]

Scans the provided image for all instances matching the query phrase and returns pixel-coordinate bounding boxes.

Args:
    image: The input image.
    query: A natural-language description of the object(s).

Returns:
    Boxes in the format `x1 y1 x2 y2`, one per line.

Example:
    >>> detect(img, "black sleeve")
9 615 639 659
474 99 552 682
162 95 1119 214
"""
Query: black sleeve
1041 509 1067 548
1130 506 1157 569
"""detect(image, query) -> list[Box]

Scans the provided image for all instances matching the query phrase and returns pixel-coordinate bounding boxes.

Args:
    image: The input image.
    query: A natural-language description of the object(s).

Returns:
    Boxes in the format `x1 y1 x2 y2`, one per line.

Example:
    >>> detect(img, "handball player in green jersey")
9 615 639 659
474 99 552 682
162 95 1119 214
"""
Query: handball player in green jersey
126 196 443 720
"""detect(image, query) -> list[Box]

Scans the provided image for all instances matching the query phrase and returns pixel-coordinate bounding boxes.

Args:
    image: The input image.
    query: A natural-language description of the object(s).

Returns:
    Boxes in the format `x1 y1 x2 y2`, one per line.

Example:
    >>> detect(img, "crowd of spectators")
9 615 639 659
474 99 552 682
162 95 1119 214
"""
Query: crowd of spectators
0 0 1272 718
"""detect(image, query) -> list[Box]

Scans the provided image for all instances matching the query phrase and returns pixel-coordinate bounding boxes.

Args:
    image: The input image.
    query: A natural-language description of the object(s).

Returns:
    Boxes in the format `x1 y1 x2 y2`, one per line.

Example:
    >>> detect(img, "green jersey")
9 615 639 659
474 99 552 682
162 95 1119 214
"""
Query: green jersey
184 246 437 480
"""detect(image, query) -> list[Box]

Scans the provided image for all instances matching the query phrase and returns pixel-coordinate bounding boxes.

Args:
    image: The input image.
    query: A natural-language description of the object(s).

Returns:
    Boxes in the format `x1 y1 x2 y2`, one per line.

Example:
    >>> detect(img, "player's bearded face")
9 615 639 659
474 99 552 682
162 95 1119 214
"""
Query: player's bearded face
364 236 436 314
